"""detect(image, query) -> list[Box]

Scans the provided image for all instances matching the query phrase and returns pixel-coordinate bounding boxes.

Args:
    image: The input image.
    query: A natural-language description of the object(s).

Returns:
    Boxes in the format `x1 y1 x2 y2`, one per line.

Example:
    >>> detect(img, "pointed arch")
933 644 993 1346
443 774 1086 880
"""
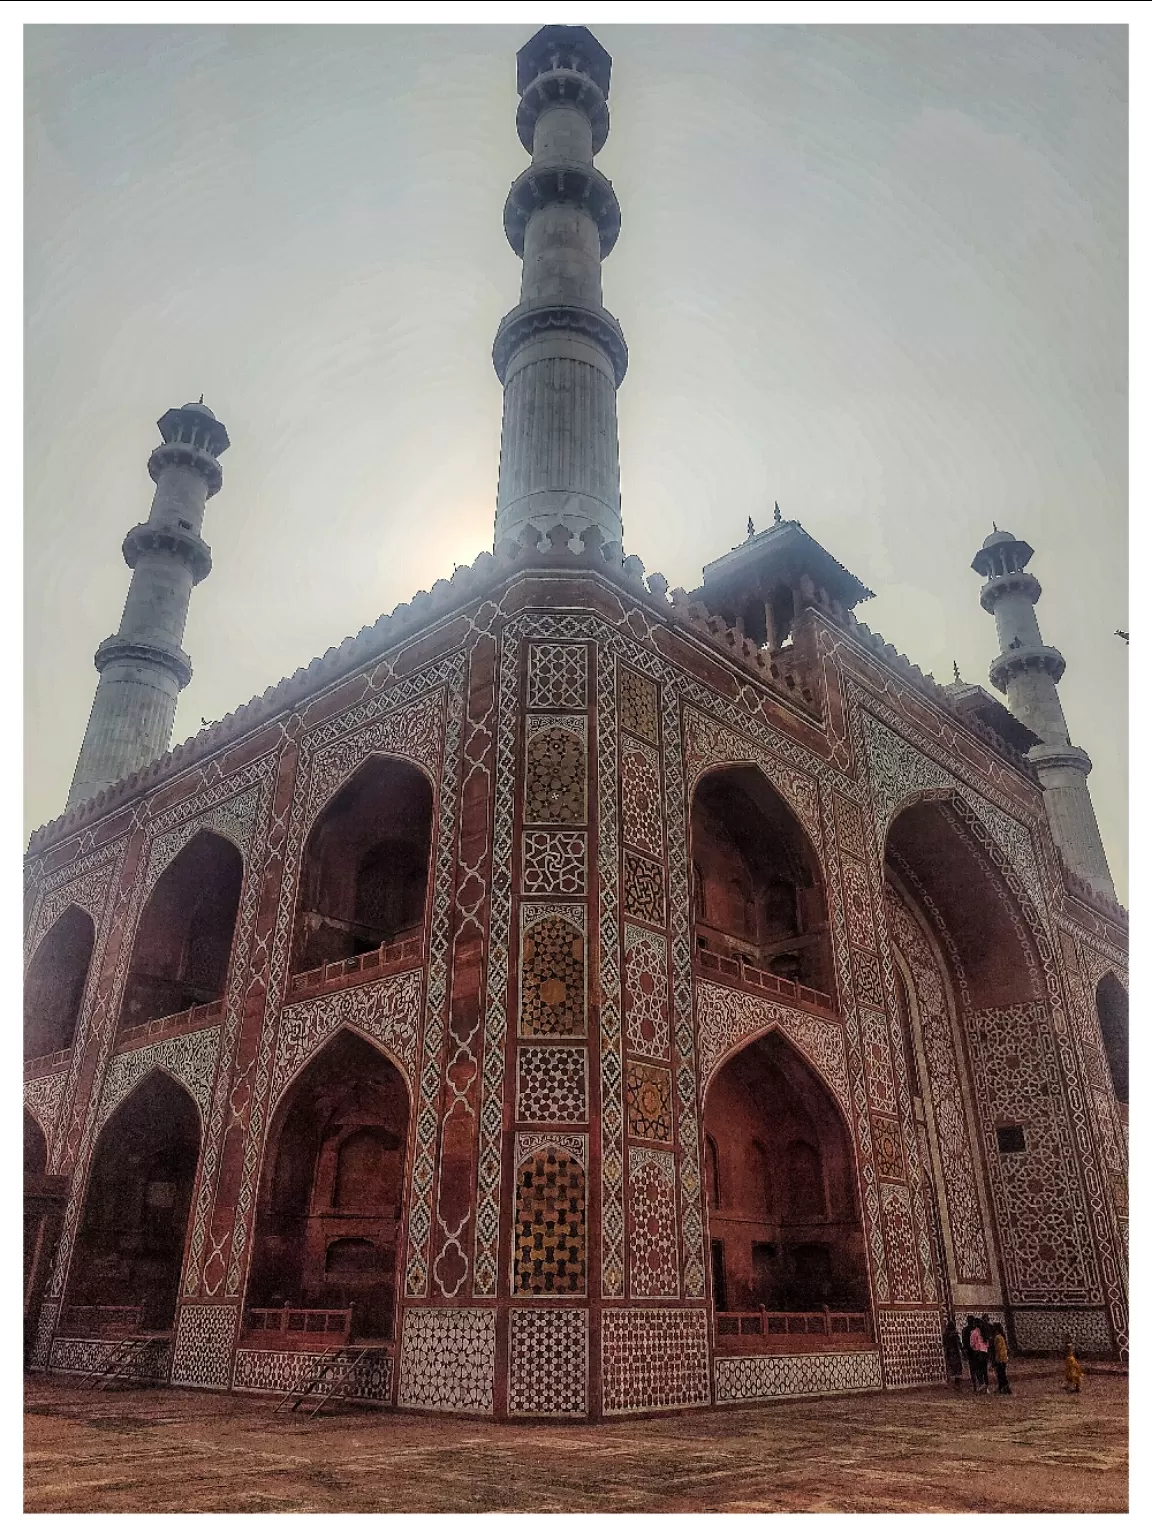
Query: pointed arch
1095 972 1128 1105
24 904 96 1059
292 754 434 976
119 829 243 1032
703 1027 868 1322
690 762 833 997
247 1028 411 1344
63 1069 202 1334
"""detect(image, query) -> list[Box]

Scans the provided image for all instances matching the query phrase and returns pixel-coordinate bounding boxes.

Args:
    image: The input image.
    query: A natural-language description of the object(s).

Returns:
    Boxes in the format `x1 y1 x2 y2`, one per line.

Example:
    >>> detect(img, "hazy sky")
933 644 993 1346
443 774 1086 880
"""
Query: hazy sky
25 23 1127 898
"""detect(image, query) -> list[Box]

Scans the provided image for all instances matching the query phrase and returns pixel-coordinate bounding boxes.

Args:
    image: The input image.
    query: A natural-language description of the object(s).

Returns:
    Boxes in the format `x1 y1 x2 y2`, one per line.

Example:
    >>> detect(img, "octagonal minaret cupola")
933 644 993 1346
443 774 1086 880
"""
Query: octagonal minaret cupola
492 24 627 553
66 400 229 810
971 526 1116 901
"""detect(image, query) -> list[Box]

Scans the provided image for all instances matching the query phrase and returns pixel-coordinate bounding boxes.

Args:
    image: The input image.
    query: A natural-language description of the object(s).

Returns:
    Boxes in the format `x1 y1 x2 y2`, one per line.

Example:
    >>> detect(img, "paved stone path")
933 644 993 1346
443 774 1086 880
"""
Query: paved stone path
24 1364 1127 1513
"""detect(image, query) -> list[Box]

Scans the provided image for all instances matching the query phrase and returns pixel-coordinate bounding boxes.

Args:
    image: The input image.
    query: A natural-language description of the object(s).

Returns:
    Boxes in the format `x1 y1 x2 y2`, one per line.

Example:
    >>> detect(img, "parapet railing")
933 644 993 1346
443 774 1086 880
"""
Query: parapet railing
24 1045 74 1080
115 998 225 1050
245 1306 352 1342
715 1307 871 1342
694 947 835 1013
58 1304 145 1337
287 935 423 998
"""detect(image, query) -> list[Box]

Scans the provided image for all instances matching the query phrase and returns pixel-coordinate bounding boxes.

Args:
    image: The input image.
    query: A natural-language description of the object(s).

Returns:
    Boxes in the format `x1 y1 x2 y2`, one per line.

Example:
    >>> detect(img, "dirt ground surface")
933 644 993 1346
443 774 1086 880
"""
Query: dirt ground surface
24 1362 1127 1514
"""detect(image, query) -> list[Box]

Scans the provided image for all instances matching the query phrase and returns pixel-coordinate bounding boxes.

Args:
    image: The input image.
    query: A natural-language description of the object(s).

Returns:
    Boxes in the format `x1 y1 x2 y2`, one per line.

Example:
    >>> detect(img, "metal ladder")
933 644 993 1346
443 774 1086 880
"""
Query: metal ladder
77 1335 159 1391
273 1346 370 1418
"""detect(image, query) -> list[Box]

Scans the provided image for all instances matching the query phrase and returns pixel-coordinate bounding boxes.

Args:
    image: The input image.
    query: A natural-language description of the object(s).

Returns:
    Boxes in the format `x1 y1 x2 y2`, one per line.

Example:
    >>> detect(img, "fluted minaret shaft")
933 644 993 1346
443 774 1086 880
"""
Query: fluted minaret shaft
493 26 627 551
972 530 1116 901
66 402 228 810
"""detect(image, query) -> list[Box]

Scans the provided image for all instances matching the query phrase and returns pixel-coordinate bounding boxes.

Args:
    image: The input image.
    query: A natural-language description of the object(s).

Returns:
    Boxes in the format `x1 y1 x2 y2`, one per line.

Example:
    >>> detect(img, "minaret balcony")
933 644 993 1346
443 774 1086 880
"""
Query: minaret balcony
516 67 609 153
979 569 1041 613
989 642 1066 692
93 633 193 689
122 522 213 584
492 299 628 385
503 162 621 258
147 438 224 496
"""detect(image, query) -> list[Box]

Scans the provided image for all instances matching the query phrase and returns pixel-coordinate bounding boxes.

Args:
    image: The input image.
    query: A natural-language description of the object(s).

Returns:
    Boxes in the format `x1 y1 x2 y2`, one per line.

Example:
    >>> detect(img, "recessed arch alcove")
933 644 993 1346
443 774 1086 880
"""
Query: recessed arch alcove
25 905 96 1059
246 1029 410 1343
703 1029 868 1326
291 756 433 975
1095 973 1128 1106
64 1070 201 1334
24 1111 48 1176
119 830 244 1032
690 764 832 995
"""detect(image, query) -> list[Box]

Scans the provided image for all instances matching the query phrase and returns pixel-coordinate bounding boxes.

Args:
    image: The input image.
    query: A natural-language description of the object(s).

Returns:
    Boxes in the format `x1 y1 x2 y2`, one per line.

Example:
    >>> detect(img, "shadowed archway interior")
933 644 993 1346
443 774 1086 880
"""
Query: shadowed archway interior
25 905 96 1059
65 1071 201 1333
247 1029 410 1342
1095 973 1127 1107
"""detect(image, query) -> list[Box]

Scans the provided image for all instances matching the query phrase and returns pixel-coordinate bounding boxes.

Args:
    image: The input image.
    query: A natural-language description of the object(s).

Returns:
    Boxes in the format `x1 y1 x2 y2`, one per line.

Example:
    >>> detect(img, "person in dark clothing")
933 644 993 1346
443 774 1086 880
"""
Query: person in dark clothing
943 1318 965 1388
989 1323 1011 1394
962 1315 982 1392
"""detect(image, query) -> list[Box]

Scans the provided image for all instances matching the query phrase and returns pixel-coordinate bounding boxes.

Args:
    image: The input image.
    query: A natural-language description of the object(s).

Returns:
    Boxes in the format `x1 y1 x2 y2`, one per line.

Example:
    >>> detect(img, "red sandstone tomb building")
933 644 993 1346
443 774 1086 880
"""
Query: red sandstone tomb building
24 27 1128 1417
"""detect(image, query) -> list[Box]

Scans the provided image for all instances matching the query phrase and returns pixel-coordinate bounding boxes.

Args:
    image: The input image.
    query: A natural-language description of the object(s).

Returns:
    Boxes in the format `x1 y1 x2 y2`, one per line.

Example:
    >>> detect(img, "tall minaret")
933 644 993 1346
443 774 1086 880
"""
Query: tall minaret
971 528 1116 900
492 25 627 552
66 401 229 810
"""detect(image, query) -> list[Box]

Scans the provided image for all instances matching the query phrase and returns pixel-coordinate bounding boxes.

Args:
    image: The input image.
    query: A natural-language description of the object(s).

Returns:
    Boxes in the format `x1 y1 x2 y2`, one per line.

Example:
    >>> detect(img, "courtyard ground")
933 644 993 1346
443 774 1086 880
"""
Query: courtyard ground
24 1361 1127 1514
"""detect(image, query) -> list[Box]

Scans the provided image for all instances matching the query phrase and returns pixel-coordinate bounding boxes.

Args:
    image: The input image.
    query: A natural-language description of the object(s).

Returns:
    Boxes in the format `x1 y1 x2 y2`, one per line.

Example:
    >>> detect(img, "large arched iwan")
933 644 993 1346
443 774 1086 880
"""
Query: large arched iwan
689 764 833 998
62 1070 201 1335
119 830 244 1032
703 1028 870 1349
25 905 96 1059
245 1029 411 1347
1095 973 1128 1107
291 756 434 976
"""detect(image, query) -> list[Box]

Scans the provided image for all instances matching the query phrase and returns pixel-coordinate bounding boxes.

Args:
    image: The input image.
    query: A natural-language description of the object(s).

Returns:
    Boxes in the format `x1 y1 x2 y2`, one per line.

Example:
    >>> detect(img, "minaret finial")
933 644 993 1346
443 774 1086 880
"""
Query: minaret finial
953 660 962 684
198 393 204 405
747 517 755 539
773 501 782 525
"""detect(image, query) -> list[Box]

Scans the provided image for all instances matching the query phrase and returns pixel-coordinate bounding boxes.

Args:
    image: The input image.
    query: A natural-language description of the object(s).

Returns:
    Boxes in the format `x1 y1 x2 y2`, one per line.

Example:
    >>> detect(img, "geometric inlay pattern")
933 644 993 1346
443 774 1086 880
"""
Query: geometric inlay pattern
522 831 587 897
880 1183 923 1303
887 885 991 1284
49 1336 170 1383
622 851 666 927
272 967 424 1106
623 923 671 1061
508 1307 588 1417
628 1148 680 1299
859 1009 896 1116
619 667 660 745
625 1061 674 1142
694 979 851 1113
871 1113 904 1182
715 1349 883 1402
877 1308 947 1389
620 738 663 858
23 1071 69 1155
601 1308 710 1414
1010 1308 1112 1354
519 908 586 1037
170 1304 238 1389
233 1348 393 1402
527 642 588 711
524 719 587 825
514 1135 587 1296
397 1307 496 1413
516 1046 588 1123
841 856 878 952
98 1025 221 1132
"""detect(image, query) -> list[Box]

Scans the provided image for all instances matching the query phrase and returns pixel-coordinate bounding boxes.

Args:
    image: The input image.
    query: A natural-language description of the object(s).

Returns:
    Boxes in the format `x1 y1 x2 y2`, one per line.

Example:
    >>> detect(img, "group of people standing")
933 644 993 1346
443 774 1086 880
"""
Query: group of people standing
942 1317 1087 1396
943 1315 1011 1394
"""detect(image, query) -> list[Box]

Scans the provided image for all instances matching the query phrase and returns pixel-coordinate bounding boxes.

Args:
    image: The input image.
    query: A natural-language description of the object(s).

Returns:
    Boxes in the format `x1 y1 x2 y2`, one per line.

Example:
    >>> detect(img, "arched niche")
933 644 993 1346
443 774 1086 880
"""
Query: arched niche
247 1029 410 1342
703 1029 868 1319
24 1110 48 1176
690 764 832 995
885 797 1039 1010
1095 973 1128 1106
120 830 243 1032
292 757 433 976
25 905 96 1059
64 1070 201 1333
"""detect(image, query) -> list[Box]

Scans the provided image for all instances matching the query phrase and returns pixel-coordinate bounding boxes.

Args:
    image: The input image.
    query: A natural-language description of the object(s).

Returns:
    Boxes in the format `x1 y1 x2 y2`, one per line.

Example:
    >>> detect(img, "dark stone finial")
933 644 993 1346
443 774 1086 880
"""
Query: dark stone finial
747 517 755 540
953 660 962 684
773 501 783 525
